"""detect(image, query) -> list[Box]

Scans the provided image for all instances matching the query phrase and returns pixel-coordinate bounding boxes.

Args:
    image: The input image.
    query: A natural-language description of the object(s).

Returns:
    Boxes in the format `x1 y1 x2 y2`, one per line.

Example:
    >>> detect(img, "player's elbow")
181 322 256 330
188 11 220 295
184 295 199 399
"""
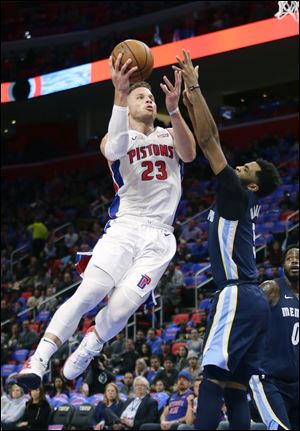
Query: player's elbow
183 149 197 163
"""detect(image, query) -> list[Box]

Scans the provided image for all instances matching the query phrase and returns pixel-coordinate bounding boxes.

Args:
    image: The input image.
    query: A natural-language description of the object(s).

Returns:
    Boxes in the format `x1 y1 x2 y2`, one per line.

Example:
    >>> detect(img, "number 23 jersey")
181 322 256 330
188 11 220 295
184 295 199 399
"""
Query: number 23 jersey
108 127 183 226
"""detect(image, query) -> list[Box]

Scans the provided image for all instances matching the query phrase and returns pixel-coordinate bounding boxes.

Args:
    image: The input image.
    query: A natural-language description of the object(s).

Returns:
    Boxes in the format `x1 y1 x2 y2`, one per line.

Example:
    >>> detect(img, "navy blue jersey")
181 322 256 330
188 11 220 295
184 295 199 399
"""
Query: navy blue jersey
262 277 299 382
207 165 260 289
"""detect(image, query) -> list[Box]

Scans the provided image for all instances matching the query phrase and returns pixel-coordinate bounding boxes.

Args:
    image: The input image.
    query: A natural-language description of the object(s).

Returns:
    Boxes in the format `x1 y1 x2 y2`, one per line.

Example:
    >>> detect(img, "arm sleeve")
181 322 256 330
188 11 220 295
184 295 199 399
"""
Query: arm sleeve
105 105 130 161
216 165 248 220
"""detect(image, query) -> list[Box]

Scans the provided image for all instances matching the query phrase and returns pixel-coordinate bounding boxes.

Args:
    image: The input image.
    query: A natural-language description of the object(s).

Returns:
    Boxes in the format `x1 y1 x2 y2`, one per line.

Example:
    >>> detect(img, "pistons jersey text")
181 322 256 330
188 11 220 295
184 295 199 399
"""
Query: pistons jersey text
108 127 183 225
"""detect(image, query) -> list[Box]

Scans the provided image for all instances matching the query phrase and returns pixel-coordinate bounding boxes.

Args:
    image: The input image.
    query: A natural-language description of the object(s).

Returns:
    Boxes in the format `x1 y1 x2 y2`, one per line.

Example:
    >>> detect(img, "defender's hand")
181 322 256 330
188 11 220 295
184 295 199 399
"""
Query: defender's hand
160 70 182 113
172 49 199 89
109 53 138 95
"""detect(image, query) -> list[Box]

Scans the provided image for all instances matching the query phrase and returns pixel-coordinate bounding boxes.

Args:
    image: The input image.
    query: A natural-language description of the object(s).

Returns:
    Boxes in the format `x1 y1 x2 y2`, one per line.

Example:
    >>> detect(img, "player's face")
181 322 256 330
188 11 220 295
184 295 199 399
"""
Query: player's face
284 248 299 282
128 87 157 122
235 161 261 192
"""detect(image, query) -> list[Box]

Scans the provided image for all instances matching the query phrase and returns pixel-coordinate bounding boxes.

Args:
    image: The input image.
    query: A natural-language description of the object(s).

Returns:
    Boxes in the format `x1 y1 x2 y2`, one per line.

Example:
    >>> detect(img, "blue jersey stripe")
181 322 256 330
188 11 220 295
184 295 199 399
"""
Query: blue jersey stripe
249 375 289 430
111 160 124 189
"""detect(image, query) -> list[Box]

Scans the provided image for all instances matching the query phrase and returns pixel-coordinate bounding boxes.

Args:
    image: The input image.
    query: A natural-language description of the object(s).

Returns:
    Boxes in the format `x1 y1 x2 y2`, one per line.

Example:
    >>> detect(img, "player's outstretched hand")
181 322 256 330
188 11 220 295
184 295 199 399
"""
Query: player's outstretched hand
109 53 138 94
173 49 199 89
160 70 182 114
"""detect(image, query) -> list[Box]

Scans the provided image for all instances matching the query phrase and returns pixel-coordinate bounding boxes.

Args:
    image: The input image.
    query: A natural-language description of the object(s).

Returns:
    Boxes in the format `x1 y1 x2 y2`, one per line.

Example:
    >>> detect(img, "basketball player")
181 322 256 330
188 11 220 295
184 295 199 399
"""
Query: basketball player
174 49 281 430
10 53 196 390
250 245 299 430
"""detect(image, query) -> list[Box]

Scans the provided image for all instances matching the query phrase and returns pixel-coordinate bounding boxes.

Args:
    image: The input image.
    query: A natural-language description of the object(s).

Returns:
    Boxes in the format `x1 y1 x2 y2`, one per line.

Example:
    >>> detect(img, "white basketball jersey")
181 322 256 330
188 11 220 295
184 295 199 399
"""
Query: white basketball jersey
108 126 183 226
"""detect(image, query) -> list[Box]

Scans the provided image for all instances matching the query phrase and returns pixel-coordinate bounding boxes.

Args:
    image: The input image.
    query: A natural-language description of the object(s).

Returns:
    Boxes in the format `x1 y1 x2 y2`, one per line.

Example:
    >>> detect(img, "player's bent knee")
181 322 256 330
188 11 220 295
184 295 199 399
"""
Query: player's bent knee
226 381 247 391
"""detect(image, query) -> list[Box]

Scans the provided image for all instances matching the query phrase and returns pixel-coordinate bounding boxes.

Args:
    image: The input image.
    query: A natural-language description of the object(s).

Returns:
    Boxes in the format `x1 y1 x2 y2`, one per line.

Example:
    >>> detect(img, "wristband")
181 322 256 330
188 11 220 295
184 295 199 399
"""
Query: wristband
168 107 179 116
189 85 200 91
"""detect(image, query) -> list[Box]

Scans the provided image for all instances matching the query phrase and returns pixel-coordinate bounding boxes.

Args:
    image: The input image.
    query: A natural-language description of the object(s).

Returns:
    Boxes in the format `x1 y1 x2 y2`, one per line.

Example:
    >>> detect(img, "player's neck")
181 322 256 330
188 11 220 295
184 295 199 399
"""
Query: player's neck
284 275 299 295
129 118 155 136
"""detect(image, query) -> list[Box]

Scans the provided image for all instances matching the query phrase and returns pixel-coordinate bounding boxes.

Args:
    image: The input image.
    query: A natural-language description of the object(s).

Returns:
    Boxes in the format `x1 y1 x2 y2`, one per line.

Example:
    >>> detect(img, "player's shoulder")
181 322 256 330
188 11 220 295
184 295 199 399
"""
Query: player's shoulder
259 279 280 306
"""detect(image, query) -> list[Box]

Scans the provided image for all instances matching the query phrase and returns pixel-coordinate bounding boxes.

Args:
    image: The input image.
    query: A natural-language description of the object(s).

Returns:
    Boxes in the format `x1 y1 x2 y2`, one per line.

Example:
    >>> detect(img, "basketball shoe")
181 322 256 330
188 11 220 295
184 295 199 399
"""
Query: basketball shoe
7 356 47 390
63 326 103 380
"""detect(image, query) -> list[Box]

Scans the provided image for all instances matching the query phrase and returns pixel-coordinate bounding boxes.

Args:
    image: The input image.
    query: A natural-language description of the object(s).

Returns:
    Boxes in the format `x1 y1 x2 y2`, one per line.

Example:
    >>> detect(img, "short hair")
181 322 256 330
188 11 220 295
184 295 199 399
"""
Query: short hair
133 376 150 390
150 355 161 361
129 81 152 94
282 244 299 263
255 158 281 198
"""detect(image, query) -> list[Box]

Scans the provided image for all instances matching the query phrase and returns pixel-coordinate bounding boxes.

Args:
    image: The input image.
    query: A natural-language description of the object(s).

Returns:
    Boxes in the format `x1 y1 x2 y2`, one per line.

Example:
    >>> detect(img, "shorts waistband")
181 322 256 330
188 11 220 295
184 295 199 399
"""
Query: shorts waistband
112 215 174 233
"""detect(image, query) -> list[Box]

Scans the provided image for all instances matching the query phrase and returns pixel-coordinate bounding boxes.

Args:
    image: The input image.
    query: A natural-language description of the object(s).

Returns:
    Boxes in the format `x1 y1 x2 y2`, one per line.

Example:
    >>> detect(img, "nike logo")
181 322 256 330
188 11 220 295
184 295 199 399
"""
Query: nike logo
284 295 294 299
132 136 137 140
164 233 171 237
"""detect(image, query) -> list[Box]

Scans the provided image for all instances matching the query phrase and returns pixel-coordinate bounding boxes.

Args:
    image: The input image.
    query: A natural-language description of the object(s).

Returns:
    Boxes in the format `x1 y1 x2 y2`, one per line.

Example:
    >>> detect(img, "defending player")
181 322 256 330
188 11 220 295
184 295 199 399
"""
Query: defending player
250 245 299 430
174 49 281 430
10 53 196 389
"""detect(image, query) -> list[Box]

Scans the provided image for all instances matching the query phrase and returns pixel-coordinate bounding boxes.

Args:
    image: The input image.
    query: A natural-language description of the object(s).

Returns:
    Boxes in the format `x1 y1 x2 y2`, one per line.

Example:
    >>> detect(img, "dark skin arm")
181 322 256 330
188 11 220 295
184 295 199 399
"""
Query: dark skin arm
173 49 227 175
259 279 280 307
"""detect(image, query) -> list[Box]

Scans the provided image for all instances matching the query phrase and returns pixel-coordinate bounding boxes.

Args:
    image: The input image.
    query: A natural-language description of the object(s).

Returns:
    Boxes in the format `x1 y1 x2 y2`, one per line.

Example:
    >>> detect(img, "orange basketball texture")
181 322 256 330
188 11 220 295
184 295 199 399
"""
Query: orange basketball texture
111 39 154 83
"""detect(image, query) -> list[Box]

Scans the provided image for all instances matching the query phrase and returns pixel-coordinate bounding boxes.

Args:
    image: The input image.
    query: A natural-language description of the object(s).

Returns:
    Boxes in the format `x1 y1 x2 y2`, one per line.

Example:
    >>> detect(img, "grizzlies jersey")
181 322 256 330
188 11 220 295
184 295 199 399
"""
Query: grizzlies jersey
207 165 260 289
262 277 299 381
108 127 183 226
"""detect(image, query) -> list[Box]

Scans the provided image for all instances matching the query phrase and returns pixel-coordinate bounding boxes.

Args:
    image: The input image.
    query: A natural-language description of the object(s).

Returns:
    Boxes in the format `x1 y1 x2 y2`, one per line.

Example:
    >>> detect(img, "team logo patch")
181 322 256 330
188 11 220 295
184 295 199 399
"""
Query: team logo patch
137 274 152 289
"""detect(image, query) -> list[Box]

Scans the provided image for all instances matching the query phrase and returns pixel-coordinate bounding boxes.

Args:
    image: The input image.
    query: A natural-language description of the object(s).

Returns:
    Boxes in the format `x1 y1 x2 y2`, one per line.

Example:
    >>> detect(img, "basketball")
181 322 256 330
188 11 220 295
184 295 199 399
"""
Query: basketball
111 39 154 83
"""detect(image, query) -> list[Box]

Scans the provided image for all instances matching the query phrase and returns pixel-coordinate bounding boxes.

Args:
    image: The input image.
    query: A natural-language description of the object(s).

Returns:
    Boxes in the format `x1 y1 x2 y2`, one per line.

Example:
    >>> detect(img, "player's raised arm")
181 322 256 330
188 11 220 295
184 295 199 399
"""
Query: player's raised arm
100 53 138 161
173 49 227 175
160 70 196 163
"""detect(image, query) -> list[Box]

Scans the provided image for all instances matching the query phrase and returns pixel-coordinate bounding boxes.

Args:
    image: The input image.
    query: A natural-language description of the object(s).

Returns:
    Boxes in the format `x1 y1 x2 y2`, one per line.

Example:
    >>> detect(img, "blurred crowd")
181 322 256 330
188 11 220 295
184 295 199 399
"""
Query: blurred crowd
2 1 276 81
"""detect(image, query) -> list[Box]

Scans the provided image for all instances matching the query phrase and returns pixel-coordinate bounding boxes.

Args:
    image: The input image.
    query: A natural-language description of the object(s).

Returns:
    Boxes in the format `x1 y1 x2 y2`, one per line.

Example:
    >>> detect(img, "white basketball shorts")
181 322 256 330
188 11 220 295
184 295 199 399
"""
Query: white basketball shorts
90 215 177 298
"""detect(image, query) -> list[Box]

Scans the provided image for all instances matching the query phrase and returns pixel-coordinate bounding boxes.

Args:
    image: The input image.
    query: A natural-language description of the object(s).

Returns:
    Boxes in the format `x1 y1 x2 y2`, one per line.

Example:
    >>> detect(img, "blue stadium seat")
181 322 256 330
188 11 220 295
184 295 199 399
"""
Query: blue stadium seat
36 310 51 322
184 276 195 287
1 364 17 377
87 394 104 405
13 349 29 363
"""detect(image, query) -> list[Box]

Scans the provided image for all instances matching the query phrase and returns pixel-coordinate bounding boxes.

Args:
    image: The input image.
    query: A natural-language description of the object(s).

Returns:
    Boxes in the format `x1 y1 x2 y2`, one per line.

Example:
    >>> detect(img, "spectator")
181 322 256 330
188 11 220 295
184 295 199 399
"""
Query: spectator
64 224 79 250
120 372 135 399
140 370 194 430
17 320 38 350
190 238 207 262
257 266 269 284
160 342 176 364
105 332 126 362
117 339 140 375
178 375 204 429
1 379 9 410
134 359 149 379
1 300 13 323
140 343 152 366
27 218 48 258
115 376 159 430
146 328 163 356
92 383 124 430
181 220 203 243
47 376 70 398
16 385 51 430
153 357 179 393
147 356 164 387
186 329 203 355
43 236 57 260
267 240 283 266
158 262 184 320
1 384 26 430
7 323 21 353
176 239 191 264
182 351 202 382
175 346 189 371
86 354 116 395
135 330 146 355
151 380 170 415
26 289 44 309
39 286 58 312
